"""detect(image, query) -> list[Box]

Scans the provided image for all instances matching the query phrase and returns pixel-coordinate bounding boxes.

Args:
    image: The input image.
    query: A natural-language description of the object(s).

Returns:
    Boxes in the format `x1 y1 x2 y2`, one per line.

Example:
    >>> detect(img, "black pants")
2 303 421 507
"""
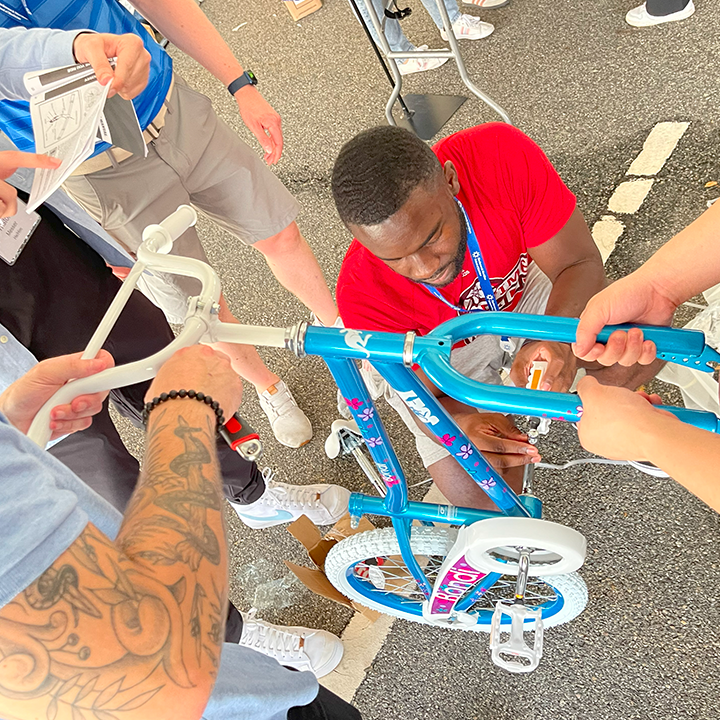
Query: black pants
288 677 362 720
0 196 264 642
646 0 690 14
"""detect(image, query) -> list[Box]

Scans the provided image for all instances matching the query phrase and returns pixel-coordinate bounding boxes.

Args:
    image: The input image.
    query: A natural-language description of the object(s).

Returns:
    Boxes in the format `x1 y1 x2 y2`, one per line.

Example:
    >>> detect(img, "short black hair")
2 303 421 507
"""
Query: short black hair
331 125 442 227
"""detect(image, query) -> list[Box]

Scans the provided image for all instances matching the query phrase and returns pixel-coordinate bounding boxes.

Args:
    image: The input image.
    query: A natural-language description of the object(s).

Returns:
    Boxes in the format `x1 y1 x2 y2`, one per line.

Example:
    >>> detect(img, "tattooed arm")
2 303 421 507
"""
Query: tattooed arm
0 346 242 720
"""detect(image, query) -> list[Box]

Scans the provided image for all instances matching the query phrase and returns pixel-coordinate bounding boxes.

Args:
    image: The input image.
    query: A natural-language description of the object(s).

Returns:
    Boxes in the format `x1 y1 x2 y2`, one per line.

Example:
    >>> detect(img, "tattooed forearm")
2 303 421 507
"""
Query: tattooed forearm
0 402 228 720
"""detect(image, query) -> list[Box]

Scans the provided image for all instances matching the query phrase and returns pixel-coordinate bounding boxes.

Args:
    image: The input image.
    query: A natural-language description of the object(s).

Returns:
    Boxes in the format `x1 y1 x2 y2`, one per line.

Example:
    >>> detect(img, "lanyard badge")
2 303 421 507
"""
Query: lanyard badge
421 199 515 354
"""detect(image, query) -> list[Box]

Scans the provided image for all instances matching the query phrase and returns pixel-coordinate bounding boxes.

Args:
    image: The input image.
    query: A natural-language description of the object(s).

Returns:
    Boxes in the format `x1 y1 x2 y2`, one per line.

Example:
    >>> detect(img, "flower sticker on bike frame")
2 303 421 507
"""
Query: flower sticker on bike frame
455 444 473 460
346 397 363 410
359 407 374 422
367 436 383 448
440 433 456 447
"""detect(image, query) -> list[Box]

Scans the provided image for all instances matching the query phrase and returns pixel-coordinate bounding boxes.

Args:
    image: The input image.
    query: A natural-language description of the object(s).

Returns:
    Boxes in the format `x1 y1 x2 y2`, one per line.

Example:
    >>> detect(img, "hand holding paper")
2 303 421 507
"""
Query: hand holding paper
72 32 151 100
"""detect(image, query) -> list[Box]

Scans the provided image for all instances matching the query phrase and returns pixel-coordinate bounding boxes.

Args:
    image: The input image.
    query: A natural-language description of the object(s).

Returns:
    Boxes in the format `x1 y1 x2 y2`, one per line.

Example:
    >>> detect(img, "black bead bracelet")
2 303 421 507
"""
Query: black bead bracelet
142 389 225 434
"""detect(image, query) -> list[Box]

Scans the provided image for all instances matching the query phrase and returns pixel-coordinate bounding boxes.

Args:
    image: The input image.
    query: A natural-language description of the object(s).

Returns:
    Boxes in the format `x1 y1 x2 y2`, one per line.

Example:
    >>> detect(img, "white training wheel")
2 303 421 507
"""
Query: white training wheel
464 517 586 577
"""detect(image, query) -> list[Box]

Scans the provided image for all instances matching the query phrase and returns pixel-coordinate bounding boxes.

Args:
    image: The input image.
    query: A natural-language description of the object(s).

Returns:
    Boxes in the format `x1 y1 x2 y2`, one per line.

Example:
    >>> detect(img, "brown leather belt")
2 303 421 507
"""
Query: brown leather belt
71 76 175 176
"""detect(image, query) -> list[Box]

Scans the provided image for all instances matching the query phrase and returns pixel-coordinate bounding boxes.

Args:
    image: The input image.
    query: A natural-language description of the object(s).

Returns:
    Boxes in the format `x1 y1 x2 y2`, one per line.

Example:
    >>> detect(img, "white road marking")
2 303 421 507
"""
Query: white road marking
599 121 688 264
591 215 625 263
319 483 450 701
607 178 655 214
626 121 689 176
319 614 395 701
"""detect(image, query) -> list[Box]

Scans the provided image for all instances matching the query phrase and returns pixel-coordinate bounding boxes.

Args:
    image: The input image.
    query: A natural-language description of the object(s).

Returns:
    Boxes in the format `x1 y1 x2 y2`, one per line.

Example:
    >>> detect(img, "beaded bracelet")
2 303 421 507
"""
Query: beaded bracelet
142 389 225 434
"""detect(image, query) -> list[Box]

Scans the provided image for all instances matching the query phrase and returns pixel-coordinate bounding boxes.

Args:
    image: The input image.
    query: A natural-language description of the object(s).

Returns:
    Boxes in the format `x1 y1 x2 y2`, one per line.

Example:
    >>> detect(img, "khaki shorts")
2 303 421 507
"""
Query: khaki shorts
64 76 300 323
365 262 553 468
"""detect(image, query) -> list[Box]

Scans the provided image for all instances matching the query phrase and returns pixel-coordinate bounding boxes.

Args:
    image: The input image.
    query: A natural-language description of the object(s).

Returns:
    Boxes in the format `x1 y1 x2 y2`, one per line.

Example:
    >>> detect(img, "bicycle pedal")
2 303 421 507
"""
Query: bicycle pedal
489 600 544 674
324 418 362 459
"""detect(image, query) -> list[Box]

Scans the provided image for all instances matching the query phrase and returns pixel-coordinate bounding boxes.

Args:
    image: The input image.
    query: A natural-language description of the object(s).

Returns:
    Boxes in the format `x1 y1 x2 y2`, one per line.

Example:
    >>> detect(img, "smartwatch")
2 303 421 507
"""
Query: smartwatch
227 70 258 96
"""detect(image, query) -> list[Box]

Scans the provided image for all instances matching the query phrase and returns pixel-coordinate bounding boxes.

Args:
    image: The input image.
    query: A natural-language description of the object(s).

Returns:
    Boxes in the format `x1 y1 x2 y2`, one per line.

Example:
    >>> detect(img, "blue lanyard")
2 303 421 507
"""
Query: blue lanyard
421 199 500 313
421 200 513 351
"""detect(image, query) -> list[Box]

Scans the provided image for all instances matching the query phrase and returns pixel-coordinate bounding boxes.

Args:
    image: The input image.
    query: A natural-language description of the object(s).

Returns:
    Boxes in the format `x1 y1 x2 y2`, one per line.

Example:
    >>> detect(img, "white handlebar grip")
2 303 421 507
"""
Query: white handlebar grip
161 205 197 240
142 205 198 254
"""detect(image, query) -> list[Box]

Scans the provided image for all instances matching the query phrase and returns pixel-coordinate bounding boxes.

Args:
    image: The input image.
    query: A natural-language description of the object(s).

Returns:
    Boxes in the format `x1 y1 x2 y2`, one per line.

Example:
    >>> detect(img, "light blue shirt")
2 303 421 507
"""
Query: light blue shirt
0 414 320 720
0 26 135 393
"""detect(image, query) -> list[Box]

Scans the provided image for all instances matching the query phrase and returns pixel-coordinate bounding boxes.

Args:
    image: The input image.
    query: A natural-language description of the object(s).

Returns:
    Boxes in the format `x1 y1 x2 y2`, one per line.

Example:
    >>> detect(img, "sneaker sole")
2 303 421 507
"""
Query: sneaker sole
440 27 495 40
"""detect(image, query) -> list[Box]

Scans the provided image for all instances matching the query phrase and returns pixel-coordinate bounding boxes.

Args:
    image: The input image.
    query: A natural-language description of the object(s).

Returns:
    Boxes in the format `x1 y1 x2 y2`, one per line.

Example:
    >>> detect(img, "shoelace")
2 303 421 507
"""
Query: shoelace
241 609 306 660
260 384 296 420
264 479 324 510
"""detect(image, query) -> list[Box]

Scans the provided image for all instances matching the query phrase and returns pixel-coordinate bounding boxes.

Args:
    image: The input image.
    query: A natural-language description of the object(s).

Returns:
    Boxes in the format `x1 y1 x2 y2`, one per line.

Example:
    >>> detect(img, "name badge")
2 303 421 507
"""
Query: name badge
0 199 41 265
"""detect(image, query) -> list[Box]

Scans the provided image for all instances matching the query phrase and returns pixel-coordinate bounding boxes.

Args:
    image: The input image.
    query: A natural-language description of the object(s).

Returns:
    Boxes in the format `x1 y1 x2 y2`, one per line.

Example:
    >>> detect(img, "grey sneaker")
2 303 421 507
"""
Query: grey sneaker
239 609 344 678
257 380 312 448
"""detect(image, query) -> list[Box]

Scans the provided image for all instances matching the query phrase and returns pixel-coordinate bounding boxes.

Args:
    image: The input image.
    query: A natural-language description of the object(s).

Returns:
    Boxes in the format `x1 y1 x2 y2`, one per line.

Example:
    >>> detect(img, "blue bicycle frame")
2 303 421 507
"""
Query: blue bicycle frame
297 313 720 610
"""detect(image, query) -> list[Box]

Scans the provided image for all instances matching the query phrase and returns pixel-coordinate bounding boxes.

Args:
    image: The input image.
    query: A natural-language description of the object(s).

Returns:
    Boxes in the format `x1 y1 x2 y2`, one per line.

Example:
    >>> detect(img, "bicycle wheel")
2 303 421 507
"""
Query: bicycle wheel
325 526 587 631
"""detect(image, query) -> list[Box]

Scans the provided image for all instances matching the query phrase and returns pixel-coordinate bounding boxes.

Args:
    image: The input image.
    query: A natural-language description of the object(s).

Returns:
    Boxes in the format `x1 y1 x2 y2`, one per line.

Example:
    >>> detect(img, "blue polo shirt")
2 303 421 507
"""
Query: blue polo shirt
0 0 172 156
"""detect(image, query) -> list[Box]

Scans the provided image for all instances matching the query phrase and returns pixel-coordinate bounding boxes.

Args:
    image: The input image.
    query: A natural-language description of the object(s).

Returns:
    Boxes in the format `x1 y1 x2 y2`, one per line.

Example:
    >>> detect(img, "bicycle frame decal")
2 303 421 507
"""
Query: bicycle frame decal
429 555 487 615
339 328 373 357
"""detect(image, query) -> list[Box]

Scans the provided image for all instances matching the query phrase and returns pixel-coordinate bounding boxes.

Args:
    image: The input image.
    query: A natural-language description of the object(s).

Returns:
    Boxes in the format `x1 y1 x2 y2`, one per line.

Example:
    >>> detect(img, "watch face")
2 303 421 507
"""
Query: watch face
247 70 258 84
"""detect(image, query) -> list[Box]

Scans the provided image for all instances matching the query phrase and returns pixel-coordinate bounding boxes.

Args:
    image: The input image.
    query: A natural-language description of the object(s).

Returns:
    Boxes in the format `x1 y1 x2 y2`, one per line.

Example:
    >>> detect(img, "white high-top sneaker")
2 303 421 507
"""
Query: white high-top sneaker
239 609 344 678
230 468 351 529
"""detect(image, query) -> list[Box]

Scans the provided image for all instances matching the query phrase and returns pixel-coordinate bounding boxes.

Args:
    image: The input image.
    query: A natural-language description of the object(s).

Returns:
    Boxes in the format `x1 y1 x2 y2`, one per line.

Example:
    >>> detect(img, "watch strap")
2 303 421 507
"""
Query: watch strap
227 70 257 95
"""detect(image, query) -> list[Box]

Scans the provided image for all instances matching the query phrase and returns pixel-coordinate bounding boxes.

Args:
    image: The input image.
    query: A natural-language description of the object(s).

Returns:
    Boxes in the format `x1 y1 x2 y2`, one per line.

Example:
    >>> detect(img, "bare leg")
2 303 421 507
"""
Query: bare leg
208 295 280 393
254 222 338 327
427 456 524 510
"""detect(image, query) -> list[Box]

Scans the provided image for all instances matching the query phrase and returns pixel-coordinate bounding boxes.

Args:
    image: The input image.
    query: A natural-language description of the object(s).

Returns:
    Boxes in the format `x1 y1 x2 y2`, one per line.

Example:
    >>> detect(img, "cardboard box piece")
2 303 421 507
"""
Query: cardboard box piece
286 513 382 621
284 0 322 21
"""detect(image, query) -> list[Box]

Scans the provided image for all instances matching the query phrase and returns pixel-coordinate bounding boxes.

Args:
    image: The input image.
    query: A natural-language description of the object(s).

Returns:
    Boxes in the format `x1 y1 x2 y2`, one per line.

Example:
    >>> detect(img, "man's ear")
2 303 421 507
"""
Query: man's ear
443 160 461 195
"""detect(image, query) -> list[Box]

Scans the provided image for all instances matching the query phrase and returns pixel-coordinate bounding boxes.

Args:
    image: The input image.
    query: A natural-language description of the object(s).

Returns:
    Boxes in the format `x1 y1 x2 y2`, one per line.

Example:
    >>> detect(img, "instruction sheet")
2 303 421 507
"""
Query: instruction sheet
23 61 146 213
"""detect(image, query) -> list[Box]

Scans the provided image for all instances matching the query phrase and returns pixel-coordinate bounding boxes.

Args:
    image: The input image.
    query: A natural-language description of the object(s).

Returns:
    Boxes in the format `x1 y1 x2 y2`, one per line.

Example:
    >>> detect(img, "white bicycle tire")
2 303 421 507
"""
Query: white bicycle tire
325 526 588 631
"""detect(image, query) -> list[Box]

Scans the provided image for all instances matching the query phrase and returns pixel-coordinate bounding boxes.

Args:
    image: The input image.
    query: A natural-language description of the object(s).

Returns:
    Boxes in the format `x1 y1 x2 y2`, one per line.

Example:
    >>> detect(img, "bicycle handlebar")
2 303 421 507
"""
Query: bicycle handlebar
426 313 720 372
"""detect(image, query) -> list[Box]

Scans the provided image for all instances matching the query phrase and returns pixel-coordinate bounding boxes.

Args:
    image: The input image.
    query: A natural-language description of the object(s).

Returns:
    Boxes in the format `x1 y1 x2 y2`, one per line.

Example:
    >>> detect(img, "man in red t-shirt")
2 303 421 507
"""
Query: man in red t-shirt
332 123 648 508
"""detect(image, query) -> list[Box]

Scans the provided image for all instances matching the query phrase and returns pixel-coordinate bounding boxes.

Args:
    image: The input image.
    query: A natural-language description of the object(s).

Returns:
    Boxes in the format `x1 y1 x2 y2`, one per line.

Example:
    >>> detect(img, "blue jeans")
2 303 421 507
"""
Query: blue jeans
352 0 462 53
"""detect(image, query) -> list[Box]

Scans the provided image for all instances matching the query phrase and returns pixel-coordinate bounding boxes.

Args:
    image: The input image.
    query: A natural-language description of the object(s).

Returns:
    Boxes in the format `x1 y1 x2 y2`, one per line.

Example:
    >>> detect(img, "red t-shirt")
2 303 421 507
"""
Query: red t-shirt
336 123 576 337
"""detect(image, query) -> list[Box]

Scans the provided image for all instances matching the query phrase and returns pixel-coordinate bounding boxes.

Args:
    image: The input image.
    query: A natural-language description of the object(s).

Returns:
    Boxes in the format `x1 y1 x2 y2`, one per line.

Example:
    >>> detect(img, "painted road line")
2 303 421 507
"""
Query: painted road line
626 121 689 176
319 482 450 701
592 215 625 263
320 614 395 701
607 178 655 214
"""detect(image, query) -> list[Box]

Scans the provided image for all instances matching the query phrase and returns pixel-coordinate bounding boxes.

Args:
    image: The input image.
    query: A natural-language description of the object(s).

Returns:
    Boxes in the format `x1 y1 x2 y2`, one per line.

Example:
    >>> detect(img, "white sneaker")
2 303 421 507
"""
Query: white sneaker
625 1 694 26
396 45 449 76
441 14 495 40
239 609 344 678
230 468 351 529
257 380 312 449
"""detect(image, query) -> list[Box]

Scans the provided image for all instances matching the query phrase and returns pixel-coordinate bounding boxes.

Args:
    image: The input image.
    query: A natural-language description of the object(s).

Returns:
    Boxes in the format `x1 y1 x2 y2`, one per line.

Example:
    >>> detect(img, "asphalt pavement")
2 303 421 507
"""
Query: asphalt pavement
115 0 720 717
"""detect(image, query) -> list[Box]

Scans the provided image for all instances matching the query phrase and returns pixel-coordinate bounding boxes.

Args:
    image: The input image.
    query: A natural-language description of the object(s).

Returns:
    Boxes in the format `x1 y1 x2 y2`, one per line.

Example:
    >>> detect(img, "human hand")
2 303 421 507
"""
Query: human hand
234 86 283 164
147 345 243 420
0 150 61 217
510 340 576 392
73 32 151 100
0 350 114 438
455 412 540 470
576 375 669 460
573 276 677 367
